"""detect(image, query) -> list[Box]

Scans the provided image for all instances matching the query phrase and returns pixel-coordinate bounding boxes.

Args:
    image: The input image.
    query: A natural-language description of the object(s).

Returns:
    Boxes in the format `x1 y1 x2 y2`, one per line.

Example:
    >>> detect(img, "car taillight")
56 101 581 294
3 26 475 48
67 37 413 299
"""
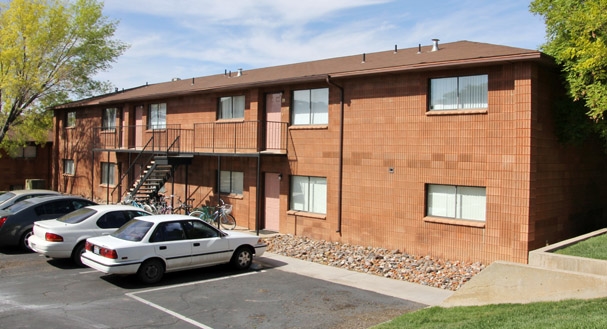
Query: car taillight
100 248 118 259
84 241 117 259
0 217 7 228
45 232 63 242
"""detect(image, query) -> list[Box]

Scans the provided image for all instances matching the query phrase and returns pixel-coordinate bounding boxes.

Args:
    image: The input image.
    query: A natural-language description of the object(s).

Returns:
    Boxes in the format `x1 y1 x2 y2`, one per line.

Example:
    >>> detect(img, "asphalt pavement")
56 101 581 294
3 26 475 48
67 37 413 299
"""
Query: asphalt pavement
256 252 454 307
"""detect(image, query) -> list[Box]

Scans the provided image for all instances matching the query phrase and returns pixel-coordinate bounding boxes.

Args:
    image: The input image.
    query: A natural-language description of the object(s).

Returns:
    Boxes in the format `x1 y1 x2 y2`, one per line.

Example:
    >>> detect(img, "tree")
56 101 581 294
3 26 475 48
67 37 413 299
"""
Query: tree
530 0 607 140
0 0 127 153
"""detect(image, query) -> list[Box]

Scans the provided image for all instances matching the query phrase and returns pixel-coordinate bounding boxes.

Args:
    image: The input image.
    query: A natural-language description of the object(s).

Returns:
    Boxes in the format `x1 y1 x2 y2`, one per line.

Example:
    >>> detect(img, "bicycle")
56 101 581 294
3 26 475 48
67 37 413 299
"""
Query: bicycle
122 194 155 213
153 195 174 214
190 198 236 230
173 196 194 215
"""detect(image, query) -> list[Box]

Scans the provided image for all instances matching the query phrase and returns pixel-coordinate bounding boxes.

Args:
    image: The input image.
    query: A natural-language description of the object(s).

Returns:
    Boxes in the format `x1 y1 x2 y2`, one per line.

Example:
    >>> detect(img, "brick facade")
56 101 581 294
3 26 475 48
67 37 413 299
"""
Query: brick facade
51 41 607 264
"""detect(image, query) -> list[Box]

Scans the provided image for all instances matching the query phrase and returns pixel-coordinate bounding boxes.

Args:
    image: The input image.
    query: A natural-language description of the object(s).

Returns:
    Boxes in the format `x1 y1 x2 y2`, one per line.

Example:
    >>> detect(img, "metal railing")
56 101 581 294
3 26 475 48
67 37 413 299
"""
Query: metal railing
93 121 288 154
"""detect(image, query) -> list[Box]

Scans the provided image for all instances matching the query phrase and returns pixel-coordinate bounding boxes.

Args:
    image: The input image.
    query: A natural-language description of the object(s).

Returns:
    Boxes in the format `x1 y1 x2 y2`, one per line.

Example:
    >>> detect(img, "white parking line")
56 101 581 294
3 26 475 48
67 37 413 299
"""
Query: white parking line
125 271 264 329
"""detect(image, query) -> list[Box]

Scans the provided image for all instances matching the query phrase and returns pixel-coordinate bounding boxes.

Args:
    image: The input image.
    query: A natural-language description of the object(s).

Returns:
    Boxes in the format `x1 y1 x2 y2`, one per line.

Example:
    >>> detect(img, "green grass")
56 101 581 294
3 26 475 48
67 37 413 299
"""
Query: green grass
371 298 607 329
553 233 607 260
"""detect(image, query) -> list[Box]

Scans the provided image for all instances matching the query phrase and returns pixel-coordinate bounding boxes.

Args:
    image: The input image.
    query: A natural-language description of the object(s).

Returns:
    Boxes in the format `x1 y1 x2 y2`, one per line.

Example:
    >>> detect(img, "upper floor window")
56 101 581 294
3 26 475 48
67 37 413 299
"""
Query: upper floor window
10 145 36 159
220 170 243 195
218 95 245 119
148 103 166 129
63 159 75 175
290 175 327 214
101 162 116 186
103 108 117 131
292 88 328 125
426 184 486 221
66 111 76 128
429 75 488 110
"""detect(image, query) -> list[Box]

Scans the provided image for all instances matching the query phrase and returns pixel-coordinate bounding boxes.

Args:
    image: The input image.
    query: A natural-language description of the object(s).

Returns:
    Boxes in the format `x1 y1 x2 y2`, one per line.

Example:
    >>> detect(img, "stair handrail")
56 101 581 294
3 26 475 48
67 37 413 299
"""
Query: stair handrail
110 136 155 203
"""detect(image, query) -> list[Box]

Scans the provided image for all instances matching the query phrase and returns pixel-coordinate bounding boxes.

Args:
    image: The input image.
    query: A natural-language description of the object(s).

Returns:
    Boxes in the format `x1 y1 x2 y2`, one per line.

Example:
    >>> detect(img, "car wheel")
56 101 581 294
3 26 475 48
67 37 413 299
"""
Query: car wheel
137 259 165 284
20 229 34 252
231 246 253 270
71 242 86 267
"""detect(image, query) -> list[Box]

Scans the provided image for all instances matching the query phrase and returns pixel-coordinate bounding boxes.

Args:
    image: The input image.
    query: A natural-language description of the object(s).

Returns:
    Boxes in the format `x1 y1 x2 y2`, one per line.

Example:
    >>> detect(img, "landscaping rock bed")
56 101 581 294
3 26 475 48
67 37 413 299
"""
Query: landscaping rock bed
266 234 485 291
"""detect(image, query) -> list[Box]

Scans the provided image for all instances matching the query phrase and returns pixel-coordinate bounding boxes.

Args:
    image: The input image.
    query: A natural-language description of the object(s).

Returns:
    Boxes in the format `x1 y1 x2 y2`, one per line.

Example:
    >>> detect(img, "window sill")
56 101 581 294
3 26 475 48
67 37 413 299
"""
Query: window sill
216 118 245 123
62 174 75 177
221 193 243 200
289 125 328 130
100 129 116 134
99 184 116 188
423 216 485 228
287 210 326 220
426 109 487 116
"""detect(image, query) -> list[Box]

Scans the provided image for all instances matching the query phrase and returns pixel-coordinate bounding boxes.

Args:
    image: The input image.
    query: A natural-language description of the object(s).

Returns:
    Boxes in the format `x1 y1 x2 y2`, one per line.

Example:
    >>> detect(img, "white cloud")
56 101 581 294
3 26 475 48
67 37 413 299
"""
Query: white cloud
96 0 546 88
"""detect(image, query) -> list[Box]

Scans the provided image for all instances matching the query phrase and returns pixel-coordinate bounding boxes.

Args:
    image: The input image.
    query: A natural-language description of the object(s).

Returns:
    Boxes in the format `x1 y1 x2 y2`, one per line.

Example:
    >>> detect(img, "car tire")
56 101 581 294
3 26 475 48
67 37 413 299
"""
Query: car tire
20 229 34 252
137 259 165 284
71 241 86 267
231 246 253 270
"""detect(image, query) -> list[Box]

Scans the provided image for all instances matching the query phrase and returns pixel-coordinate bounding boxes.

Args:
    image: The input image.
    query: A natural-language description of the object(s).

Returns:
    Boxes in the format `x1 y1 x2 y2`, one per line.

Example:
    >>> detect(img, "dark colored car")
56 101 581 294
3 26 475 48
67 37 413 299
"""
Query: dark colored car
0 195 97 250
0 189 61 210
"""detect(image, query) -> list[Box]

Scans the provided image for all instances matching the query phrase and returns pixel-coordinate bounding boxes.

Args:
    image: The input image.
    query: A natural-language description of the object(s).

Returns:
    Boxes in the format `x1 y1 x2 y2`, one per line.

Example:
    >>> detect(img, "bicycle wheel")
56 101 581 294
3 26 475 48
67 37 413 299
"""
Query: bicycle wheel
189 210 203 218
220 213 236 230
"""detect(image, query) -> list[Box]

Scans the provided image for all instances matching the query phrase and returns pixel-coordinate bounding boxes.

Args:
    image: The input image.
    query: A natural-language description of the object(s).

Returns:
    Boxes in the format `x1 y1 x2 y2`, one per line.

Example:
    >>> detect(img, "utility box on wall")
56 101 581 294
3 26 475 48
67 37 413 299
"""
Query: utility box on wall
25 179 46 189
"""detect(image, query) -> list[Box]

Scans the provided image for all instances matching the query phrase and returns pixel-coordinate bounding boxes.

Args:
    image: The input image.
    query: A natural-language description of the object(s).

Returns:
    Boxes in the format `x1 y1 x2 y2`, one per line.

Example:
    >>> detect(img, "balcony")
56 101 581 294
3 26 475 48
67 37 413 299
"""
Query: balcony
93 121 288 155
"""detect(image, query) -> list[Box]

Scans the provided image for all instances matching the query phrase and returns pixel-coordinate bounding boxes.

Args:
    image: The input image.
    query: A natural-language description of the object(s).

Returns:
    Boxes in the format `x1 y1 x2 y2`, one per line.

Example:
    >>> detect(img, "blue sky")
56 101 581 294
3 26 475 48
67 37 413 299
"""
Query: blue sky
97 0 546 89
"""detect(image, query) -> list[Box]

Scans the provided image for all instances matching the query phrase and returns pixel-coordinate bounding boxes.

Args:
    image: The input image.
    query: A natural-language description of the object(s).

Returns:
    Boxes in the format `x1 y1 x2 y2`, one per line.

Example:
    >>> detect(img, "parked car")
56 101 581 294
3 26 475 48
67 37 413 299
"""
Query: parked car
81 214 267 284
0 195 97 250
28 205 152 266
0 189 61 210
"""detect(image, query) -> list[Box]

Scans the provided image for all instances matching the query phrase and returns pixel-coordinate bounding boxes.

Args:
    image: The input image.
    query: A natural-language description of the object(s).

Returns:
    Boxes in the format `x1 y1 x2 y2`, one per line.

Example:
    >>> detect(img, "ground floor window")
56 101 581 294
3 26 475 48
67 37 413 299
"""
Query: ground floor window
63 159 74 175
220 171 243 195
101 162 116 186
290 176 326 214
427 184 486 221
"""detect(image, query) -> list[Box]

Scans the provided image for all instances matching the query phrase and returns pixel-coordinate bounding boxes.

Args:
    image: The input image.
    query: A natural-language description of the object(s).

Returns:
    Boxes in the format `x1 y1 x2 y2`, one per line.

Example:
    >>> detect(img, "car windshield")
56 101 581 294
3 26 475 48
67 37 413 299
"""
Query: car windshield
112 219 154 242
0 192 16 204
57 207 97 224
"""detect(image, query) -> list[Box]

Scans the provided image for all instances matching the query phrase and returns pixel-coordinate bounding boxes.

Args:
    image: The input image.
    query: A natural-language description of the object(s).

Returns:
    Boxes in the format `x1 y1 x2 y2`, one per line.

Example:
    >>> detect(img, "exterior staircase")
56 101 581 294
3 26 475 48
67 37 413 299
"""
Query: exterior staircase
128 156 174 202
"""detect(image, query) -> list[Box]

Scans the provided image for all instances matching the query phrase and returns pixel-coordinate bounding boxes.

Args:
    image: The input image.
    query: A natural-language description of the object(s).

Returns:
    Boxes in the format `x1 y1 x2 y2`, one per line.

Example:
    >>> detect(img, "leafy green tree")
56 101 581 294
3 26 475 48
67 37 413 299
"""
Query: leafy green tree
0 0 127 152
530 0 607 139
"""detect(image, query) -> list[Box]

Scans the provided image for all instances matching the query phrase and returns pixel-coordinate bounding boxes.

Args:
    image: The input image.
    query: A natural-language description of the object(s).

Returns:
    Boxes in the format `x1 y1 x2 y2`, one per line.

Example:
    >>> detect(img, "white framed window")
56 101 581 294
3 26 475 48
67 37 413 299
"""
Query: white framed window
103 108 117 131
220 171 243 195
66 111 76 128
63 159 74 175
430 75 488 110
427 184 486 221
292 88 328 125
148 103 166 129
101 162 116 185
290 176 327 214
219 95 245 119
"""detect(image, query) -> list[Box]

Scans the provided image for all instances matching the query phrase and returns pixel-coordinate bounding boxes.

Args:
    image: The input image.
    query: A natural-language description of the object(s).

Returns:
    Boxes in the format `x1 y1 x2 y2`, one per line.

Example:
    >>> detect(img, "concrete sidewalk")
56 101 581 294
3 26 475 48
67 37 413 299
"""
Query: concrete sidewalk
256 252 453 307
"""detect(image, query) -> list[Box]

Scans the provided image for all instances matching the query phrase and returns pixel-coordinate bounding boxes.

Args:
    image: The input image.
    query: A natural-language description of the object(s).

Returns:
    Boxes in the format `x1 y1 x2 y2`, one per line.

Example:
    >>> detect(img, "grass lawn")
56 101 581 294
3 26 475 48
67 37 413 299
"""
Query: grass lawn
371 298 607 329
553 233 607 260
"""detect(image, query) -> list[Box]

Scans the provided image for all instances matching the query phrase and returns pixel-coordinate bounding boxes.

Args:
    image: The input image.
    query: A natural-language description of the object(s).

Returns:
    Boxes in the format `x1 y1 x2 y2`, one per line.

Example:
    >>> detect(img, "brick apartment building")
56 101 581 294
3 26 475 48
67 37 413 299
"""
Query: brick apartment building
51 40 607 264
0 142 52 191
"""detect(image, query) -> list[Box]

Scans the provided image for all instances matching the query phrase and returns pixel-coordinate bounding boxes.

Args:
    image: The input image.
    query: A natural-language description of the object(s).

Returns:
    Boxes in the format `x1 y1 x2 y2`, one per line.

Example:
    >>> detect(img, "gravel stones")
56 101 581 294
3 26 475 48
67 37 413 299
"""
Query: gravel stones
265 234 485 291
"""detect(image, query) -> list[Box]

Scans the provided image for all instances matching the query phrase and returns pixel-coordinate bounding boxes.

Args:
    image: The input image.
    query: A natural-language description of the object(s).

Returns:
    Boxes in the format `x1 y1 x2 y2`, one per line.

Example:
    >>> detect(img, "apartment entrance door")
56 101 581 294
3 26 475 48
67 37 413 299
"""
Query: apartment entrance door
135 105 143 149
264 173 280 232
265 93 282 151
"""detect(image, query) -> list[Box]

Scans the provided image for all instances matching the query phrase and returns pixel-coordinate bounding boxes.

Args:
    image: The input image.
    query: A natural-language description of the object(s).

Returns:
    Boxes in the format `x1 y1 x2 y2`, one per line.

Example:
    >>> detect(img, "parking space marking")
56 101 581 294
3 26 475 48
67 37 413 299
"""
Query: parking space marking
125 270 264 329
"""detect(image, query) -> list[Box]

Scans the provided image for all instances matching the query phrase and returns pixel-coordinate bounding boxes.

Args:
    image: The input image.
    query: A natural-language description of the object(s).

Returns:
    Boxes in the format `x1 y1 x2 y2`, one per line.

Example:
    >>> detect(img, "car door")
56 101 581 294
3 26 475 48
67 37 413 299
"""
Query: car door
184 220 231 267
149 221 191 270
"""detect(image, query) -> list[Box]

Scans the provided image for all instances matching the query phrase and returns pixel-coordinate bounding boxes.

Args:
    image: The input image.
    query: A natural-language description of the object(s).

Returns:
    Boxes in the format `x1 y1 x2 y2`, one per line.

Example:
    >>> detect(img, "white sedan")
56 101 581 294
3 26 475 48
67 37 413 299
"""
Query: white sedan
81 214 267 284
28 205 152 266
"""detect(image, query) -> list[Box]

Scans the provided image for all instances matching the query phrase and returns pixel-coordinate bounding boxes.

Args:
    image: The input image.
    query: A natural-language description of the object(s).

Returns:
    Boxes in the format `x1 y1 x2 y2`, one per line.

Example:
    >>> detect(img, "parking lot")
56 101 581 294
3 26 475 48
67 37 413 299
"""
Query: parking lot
0 247 428 328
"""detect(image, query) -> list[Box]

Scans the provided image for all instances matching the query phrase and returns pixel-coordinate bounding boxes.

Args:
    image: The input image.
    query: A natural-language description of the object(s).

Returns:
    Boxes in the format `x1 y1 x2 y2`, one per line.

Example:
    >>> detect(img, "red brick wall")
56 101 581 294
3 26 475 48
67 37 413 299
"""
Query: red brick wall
0 143 52 191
